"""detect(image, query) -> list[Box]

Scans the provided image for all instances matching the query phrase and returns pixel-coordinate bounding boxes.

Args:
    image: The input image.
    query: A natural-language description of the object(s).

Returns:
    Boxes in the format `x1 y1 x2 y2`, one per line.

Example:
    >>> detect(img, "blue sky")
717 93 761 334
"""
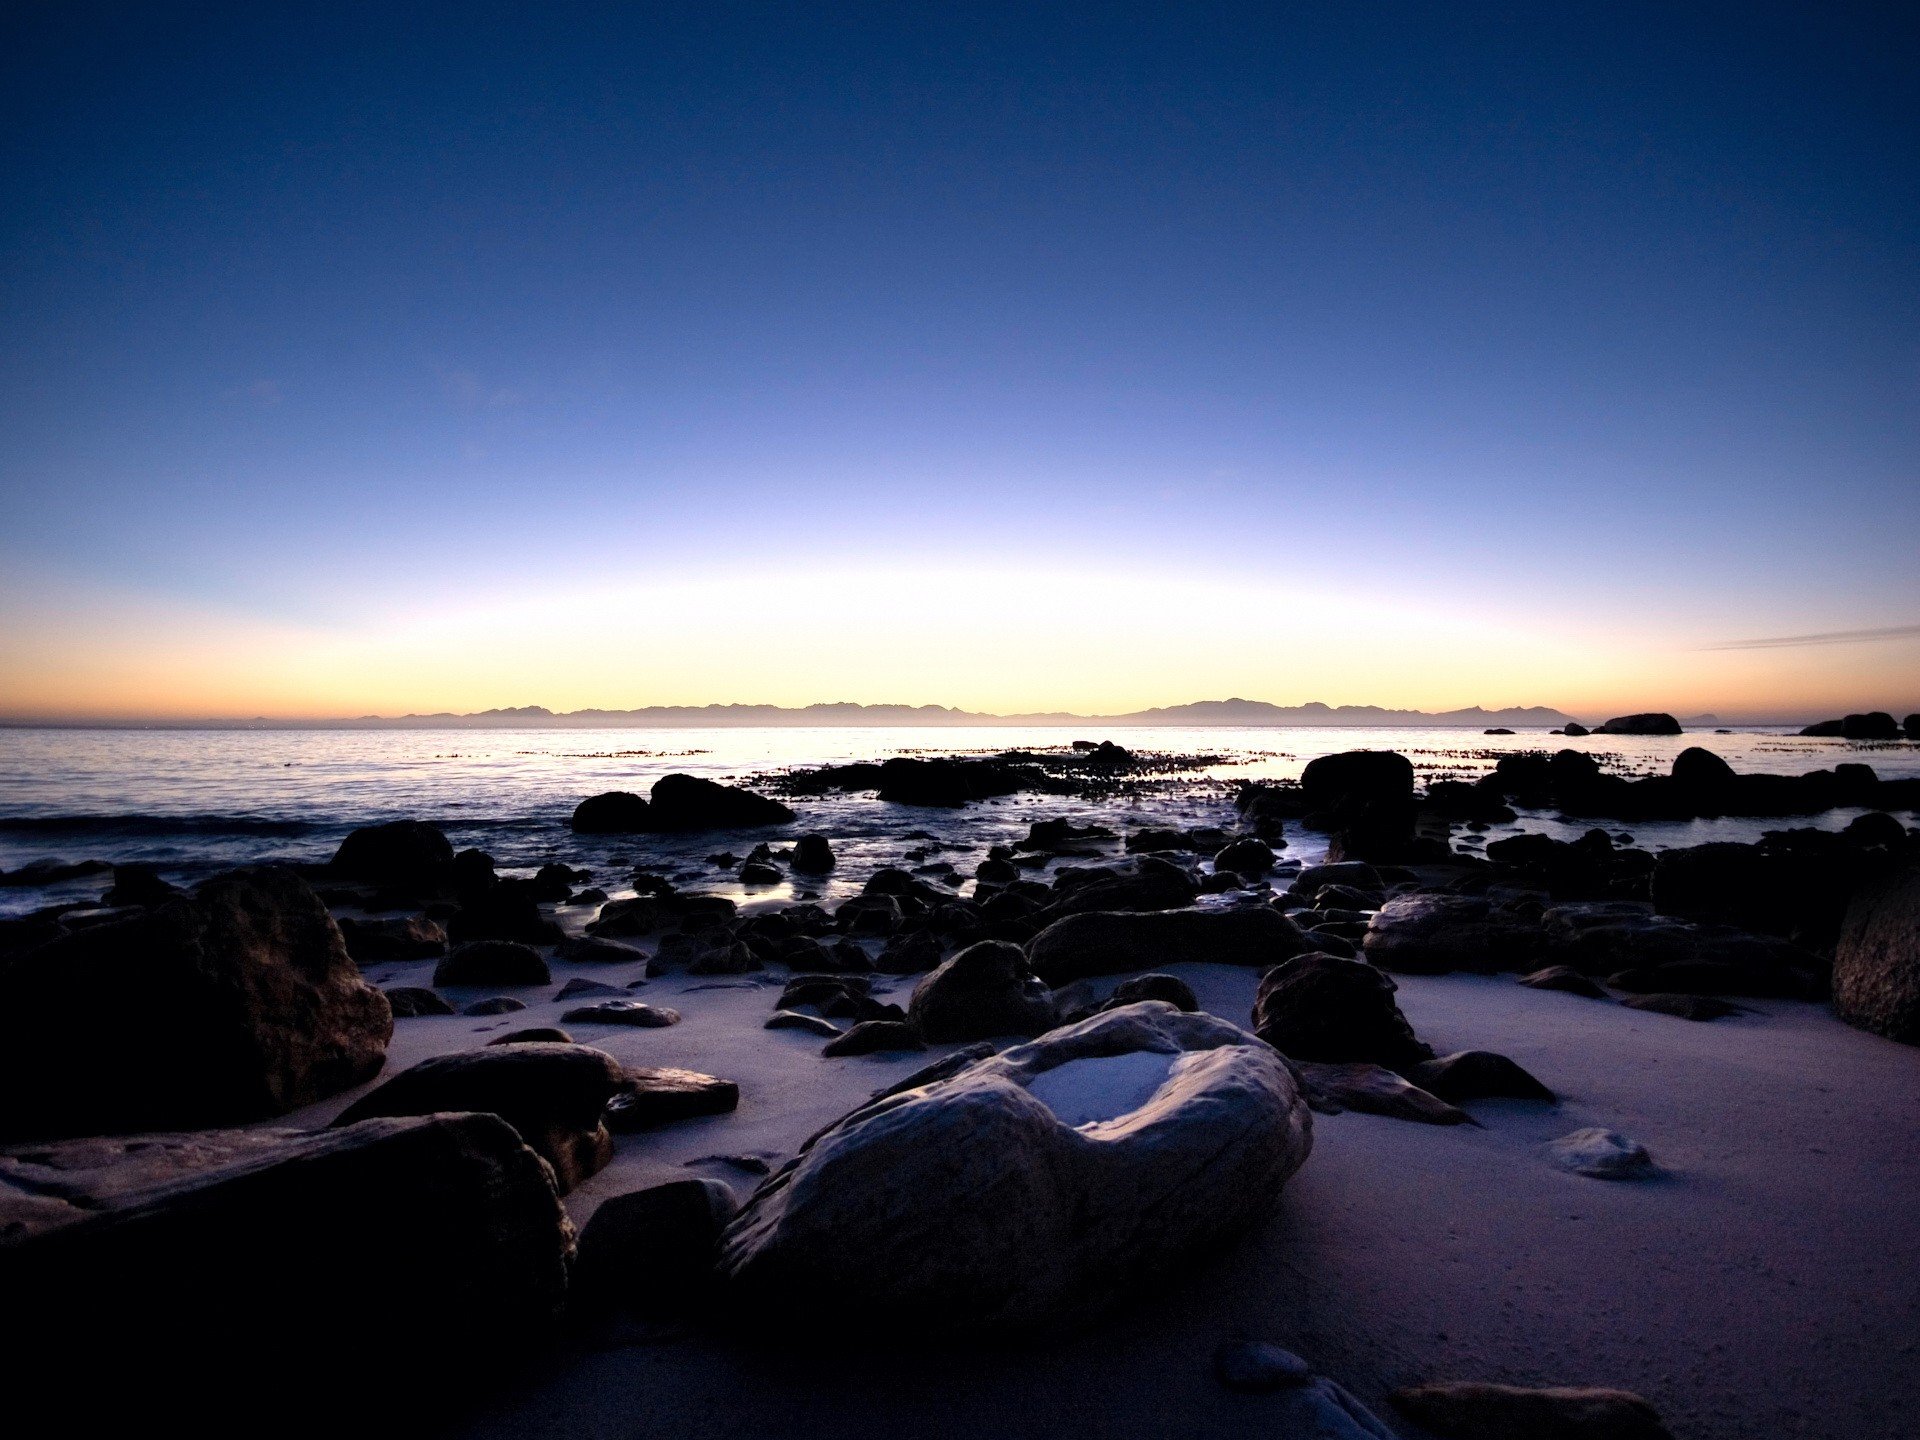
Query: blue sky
2 3 1916 718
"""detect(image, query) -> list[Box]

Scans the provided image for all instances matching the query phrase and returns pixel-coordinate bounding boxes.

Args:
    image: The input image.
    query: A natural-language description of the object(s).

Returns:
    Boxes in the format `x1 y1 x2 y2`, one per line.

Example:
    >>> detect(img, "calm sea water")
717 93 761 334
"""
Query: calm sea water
2 725 1915 917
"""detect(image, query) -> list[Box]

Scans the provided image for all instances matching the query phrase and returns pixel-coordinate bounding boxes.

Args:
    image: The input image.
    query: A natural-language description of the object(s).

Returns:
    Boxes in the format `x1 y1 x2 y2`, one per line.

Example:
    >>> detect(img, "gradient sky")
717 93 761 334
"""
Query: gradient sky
2 3 1916 722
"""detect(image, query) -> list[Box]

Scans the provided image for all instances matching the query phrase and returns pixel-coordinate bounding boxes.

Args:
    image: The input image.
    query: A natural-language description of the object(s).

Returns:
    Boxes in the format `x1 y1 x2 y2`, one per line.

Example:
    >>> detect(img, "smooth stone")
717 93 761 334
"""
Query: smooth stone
1549 1127 1656 1180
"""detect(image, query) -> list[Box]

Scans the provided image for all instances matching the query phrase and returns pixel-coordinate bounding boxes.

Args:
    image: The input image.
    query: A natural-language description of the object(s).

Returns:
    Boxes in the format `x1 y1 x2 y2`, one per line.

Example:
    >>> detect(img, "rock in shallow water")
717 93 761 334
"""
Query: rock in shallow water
717 1002 1313 1333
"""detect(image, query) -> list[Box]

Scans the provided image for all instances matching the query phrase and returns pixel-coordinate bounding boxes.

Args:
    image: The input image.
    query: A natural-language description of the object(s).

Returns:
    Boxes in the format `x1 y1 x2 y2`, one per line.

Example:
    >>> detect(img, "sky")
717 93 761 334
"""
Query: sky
2 2 1916 723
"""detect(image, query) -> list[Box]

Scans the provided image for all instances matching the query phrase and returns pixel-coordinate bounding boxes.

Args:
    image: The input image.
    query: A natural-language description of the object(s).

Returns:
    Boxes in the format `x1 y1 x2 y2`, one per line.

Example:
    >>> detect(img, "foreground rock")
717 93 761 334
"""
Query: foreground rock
907 940 1057 1041
1252 952 1431 1068
573 1177 738 1320
1392 1380 1674 1438
604 1068 739 1131
717 1003 1313 1332
1832 855 1920 1045
1028 905 1313 983
0 867 391 1141
1 1113 571 1397
333 1043 627 1193
1294 1062 1471 1125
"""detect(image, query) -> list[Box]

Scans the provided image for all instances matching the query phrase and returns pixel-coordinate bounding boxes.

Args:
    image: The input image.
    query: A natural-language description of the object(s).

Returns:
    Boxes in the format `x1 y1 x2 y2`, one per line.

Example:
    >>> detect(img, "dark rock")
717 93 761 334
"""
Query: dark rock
874 756 1037 807
1407 1051 1554 1103
1028 906 1313 984
1543 901 1824 998
1363 894 1543 975
384 985 456 1016
1292 1061 1470 1125
555 976 626 1000
101 863 181 907
1518 965 1610 999
1301 750 1414 809
875 929 943 974
0 857 112 888
1043 855 1198 917
1562 721 1590 736
644 774 797 831
562 1000 681 1027
1252 953 1430 1068
604 1067 739 1130
766 1010 845 1037
328 820 455 891
791 834 836 874
491 1026 575 1045
822 1020 927 1056
337 912 447 963
1392 1380 1674 1439
0 1114 571 1401
1619 992 1745 1021
464 995 527 1015
0 867 391 1141
1800 712 1900 740
739 861 782 885
555 934 647 965
446 881 564 946
1593 712 1682 735
1102 973 1199 1013
1213 836 1277 878
1832 856 1920 1044
434 939 551 987
1671 746 1737 796
571 791 653 834
1549 1127 1657 1179
907 940 1056 1042
718 1004 1312 1332
333 1042 627 1193
572 1178 738 1319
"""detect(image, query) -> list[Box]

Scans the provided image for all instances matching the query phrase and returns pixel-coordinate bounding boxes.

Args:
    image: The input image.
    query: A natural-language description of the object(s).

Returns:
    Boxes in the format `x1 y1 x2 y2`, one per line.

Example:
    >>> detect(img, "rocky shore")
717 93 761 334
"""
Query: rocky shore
3 738 1917 1437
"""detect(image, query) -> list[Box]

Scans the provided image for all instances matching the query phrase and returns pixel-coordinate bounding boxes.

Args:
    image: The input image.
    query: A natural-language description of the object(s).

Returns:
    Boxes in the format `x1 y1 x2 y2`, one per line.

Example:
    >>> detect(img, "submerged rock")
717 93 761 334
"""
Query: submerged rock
717 1003 1313 1332
0 866 391 1141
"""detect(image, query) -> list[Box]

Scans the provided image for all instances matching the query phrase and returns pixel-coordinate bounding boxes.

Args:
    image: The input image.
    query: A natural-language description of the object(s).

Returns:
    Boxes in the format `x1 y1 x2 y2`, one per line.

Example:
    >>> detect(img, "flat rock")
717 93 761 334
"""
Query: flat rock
604 1067 740 1131
1619 992 1745 1021
1407 1050 1555 1103
766 1010 845 1038
562 1000 681 1028
1518 965 1610 999
822 1019 926 1056
1294 1061 1472 1126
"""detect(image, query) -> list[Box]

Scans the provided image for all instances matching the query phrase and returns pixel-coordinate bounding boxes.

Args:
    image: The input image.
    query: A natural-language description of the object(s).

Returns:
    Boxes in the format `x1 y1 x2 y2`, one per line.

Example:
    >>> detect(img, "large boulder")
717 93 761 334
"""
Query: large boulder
572 1177 739 1320
1042 855 1198 918
1252 952 1431 1068
1300 751 1414 809
332 1043 628 1193
1832 856 1920 1044
434 938 551 986
717 1003 1313 1332
647 773 795 830
1028 906 1314 984
907 940 1057 1042
0 867 391 1142
327 819 454 891
1801 712 1900 740
0 1114 571 1406
875 757 1035 807
1541 901 1824 998
572 791 653 834
1363 894 1544 975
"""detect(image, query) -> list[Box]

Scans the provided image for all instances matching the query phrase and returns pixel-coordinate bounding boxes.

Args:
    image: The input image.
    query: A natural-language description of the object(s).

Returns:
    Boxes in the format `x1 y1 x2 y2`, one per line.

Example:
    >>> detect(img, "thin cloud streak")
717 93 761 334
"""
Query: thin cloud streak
1704 624 1920 651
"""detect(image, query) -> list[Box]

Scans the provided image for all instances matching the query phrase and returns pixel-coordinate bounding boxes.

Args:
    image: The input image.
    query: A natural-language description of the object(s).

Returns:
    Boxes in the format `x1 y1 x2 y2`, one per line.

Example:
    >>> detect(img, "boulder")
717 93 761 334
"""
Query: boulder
648 774 796 831
327 819 455 891
0 867 391 1141
571 791 653 833
333 1043 627 1193
717 1003 1313 1332
1300 750 1414 809
385 985 456 1016
1028 906 1313 984
491 1026 575 1045
572 1177 739 1319
1832 856 1920 1044
1042 855 1198 917
1363 894 1543 975
1406 1051 1554 1103
562 1000 681 1028
0 1114 571 1404
1214 837 1278 878
555 934 647 965
790 834 836 874
1252 953 1430 1068
908 940 1057 1042
604 1068 739 1131
1801 712 1900 740
1518 965 1610 999
337 912 447 963
433 939 551 987
1102 972 1200 1013
1392 1381 1674 1439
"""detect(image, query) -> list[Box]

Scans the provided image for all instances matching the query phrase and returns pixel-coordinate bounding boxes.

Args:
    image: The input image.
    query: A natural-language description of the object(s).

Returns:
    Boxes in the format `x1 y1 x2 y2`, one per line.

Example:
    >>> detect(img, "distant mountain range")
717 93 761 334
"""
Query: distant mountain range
62 697 1585 730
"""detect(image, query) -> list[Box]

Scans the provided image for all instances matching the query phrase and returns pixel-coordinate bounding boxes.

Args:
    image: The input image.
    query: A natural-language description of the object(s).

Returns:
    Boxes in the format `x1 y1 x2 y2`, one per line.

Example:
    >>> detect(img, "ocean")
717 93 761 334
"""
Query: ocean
2 724 1916 918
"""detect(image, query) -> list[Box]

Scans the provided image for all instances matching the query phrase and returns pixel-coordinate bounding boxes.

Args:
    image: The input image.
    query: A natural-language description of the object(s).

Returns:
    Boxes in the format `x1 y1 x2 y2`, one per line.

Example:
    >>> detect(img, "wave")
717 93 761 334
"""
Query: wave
0 814 324 839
